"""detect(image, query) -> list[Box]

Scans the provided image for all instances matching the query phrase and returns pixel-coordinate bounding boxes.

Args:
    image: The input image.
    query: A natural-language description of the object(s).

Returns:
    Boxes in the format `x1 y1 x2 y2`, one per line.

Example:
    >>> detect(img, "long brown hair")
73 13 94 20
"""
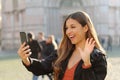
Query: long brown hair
54 11 106 80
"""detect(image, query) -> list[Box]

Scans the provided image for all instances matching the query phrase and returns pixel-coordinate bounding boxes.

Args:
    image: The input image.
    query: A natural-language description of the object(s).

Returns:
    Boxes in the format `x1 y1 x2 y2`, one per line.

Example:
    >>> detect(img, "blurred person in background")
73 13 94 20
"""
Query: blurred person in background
18 11 107 80
38 32 45 42
37 32 46 59
107 35 112 51
41 35 58 80
42 35 58 58
27 32 42 80
38 33 58 80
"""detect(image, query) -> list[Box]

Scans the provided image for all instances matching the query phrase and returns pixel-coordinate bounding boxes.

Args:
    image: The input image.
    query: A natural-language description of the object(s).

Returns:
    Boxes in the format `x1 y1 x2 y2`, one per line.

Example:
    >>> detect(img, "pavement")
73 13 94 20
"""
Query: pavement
0 46 120 80
105 46 120 80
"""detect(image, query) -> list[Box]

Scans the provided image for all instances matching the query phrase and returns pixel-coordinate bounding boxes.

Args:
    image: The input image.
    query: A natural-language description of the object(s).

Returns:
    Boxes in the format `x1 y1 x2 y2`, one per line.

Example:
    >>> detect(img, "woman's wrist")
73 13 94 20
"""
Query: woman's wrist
82 62 92 69
22 57 31 66
84 61 91 66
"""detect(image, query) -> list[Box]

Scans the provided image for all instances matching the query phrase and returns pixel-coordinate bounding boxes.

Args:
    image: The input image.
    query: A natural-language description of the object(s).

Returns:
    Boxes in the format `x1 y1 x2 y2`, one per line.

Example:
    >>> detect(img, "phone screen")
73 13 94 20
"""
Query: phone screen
20 32 27 44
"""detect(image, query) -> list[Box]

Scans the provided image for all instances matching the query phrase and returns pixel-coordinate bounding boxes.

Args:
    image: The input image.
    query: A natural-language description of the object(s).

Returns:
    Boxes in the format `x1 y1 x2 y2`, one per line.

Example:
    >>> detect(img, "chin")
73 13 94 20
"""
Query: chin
71 41 76 44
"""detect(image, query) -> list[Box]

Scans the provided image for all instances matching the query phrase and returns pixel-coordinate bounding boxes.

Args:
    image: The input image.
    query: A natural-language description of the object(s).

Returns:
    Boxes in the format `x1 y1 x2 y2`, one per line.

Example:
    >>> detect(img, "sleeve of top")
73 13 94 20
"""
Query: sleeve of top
23 50 57 76
81 50 107 80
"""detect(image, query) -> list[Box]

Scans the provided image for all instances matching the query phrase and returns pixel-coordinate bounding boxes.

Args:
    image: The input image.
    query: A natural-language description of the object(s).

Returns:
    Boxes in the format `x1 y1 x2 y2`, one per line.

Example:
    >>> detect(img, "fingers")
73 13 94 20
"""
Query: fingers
86 38 95 46
24 52 31 58
20 42 26 49
23 49 31 55
17 42 31 60
22 45 30 53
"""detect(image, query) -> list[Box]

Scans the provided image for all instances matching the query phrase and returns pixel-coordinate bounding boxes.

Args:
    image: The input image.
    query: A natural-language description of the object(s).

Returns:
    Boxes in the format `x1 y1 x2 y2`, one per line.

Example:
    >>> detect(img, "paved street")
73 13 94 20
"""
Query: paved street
0 46 120 80
106 57 120 80
105 46 120 80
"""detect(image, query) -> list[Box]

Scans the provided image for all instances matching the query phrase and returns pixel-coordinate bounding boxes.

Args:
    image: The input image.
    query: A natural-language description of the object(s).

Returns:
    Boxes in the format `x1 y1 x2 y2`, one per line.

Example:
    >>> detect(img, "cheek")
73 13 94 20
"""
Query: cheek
76 29 83 35
76 30 86 39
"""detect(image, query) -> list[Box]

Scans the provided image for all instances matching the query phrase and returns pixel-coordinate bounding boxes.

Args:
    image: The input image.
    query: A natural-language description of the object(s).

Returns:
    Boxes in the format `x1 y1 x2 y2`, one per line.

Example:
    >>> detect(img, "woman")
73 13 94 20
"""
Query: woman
18 11 107 80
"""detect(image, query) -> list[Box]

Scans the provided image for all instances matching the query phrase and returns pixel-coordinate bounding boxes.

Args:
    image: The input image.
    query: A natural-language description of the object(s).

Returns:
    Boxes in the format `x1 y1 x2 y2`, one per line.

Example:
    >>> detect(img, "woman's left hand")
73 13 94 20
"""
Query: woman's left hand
78 38 95 66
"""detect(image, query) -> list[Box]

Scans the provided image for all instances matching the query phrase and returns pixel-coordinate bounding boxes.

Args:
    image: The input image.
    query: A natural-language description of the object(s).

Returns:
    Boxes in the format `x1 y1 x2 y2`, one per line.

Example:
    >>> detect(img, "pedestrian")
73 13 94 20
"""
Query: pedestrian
38 32 45 42
37 32 46 59
101 37 105 48
27 32 42 80
18 11 107 80
107 35 112 51
38 33 58 80
41 35 58 80
42 35 57 58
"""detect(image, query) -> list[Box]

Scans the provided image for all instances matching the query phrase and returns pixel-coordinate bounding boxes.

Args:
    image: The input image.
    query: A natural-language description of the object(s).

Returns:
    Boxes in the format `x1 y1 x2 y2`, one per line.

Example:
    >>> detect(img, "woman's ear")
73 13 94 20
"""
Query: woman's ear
83 25 88 32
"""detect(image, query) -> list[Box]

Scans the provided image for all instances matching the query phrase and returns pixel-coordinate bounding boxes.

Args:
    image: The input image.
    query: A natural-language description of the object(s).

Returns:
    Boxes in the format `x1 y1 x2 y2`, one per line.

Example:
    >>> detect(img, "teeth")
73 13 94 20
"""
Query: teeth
69 35 74 38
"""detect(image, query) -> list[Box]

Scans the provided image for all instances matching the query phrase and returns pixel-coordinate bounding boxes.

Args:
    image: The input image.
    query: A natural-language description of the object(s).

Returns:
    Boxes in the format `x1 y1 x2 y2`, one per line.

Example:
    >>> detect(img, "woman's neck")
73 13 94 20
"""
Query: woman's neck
75 40 86 50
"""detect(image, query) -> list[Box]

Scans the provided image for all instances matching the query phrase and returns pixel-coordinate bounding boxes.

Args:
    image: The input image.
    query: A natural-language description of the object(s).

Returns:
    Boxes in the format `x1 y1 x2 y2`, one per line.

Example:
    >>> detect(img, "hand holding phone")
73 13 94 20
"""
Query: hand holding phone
20 32 30 54
18 32 31 65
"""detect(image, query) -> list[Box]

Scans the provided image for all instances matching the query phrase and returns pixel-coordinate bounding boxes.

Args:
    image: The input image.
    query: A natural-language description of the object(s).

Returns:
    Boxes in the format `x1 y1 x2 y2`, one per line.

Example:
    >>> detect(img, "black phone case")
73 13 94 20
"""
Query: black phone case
20 32 27 44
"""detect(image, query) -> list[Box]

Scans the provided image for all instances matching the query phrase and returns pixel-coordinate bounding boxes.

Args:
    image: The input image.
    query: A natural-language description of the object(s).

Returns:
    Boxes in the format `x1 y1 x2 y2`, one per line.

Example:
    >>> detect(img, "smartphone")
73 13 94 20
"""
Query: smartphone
20 32 30 54
20 32 27 44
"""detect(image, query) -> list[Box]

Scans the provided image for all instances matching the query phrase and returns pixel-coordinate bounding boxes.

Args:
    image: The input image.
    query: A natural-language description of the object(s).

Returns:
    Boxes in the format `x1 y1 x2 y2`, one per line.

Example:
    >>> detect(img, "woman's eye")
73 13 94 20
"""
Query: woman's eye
71 26 76 28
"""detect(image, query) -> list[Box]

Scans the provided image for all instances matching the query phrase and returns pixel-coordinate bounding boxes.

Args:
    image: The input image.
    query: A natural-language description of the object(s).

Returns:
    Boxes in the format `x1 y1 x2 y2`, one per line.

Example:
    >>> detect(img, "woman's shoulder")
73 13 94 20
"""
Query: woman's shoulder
90 48 106 62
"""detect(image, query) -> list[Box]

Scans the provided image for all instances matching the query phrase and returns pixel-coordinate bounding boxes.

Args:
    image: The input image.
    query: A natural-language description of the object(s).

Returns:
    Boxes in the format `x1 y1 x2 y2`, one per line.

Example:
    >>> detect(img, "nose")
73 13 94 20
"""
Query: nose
66 28 72 35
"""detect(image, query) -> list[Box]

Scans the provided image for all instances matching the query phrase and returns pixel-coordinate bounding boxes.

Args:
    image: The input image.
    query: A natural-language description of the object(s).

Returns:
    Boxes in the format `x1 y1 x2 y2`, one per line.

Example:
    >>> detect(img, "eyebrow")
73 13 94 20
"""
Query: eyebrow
71 24 75 26
66 24 75 28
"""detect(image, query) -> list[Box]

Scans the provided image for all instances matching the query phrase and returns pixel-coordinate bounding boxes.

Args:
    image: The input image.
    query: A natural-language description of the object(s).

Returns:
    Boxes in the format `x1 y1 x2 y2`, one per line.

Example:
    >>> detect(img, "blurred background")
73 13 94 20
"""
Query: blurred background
0 0 120 80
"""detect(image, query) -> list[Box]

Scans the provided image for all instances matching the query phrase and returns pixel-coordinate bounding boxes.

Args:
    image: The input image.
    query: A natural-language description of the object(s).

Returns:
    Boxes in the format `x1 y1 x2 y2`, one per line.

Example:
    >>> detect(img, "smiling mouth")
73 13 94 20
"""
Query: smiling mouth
69 35 75 40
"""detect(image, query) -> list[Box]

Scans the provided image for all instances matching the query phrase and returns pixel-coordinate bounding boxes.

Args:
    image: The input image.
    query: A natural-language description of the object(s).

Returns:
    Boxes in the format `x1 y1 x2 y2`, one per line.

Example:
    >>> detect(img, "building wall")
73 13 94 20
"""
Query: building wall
108 0 120 44
1 0 120 50
82 0 120 45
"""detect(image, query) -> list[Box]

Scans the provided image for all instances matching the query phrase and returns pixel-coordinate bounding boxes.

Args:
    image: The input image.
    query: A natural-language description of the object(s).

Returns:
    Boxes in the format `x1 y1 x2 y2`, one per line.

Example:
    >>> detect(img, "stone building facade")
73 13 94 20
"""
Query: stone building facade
1 0 120 50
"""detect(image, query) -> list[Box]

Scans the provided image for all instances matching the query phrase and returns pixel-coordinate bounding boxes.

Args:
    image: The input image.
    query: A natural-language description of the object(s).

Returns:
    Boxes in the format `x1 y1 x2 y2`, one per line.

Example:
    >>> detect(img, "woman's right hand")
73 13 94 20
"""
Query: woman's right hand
17 42 31 66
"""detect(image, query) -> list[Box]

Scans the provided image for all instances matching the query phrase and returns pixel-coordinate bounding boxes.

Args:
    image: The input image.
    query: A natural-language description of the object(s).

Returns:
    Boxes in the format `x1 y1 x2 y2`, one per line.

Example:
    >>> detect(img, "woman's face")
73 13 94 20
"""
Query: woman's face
65 18 88 44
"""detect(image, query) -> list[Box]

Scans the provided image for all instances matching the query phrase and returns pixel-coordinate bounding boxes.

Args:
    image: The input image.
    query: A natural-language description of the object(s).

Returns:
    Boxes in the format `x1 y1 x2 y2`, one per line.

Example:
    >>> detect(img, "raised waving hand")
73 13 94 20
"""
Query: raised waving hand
78 38 95 66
